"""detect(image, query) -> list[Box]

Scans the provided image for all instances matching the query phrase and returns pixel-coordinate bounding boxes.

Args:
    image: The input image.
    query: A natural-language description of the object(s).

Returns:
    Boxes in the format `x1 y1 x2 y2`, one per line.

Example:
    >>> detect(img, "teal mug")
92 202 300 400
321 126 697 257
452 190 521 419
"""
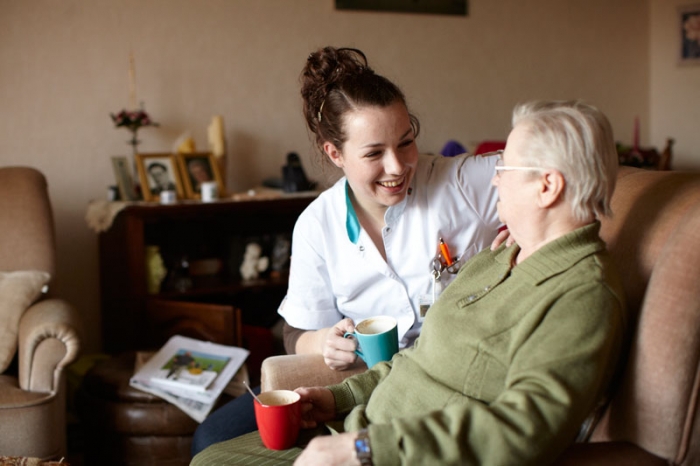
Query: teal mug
344 316 399 368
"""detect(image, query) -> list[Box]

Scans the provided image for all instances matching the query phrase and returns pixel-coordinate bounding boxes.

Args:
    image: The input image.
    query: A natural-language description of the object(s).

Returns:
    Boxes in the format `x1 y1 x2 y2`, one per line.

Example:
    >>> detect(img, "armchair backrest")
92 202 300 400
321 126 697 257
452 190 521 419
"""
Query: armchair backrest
593 166 700 465
0 167 55 275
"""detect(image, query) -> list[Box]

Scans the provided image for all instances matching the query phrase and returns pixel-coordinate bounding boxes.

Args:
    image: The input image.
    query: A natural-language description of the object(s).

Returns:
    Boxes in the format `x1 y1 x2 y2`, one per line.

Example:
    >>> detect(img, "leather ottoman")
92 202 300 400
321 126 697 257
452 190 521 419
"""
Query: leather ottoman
76 352 236 466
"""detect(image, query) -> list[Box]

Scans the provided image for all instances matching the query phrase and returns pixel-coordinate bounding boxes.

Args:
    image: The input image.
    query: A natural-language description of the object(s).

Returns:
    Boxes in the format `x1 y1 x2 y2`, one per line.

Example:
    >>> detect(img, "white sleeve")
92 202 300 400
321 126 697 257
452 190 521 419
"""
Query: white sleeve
278 208 344 330
456 154 502 232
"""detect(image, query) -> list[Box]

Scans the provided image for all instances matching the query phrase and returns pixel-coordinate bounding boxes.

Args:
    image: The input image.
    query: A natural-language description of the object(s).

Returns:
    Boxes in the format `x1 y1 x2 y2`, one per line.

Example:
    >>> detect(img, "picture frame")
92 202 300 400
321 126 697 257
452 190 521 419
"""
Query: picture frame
111 156 138 201
335 0 467 16
135 153 185 202
176 152 225 200
679 4 700 64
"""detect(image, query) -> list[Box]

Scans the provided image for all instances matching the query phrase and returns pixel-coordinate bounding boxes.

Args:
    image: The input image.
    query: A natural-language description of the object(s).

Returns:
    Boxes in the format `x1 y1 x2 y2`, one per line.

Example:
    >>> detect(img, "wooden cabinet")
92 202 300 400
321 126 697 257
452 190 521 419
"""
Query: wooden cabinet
97 195 315 356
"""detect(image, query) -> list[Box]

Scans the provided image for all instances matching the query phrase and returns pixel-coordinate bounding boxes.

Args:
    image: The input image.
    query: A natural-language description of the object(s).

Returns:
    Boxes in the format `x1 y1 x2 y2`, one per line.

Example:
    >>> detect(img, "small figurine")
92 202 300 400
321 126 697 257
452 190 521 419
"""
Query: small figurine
240 242 269 280
270 234 291 277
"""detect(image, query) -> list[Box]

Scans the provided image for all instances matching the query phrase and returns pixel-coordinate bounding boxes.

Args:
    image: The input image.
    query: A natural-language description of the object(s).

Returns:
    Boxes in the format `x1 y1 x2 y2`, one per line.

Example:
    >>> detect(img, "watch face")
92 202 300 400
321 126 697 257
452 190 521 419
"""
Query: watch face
355 437 370 454
355 431 372 465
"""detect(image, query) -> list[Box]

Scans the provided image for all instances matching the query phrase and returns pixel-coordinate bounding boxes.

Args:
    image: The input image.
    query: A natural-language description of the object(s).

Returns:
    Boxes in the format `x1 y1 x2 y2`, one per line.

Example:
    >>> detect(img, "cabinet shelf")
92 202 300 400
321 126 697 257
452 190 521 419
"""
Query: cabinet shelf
98 194 315 353
154 273 290 299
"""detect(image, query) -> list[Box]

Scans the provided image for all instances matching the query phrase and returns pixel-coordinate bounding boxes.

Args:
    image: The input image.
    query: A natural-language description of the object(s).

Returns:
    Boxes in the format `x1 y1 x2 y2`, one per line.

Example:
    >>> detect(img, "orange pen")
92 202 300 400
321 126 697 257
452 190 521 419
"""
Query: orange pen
439 238 454 266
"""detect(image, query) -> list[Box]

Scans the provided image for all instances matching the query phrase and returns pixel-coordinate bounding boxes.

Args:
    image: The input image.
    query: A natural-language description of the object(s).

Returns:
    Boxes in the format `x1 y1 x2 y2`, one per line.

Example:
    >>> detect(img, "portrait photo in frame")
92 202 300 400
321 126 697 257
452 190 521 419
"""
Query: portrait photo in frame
111 156 138 201
679 4 700 64
176 152 225 200
135 153 184 202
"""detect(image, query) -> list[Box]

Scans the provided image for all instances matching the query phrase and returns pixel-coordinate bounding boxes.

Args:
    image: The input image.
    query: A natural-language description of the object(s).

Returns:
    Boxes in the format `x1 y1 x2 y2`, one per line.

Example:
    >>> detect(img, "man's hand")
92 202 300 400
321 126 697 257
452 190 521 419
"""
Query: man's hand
295 386 337 429
322 318 359 370
293 432 360 466
490 227 515 250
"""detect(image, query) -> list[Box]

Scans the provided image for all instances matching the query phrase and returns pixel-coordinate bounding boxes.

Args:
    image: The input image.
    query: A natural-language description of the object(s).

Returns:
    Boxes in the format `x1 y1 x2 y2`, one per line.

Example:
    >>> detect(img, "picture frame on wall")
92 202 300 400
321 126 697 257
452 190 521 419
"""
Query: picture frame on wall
176 152 225 200
679 4 700 64
111 156 138 201
335 0 467 16
135 153 184 202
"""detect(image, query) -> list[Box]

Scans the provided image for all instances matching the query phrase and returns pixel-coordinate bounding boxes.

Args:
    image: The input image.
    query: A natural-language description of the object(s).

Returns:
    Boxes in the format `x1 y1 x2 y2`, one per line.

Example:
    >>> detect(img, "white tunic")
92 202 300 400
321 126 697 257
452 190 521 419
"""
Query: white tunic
278 153 501 348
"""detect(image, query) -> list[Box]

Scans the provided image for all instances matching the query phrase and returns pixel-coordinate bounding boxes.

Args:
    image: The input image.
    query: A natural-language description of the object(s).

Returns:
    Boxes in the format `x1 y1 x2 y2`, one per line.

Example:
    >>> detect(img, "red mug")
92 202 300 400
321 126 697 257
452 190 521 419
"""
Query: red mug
254 389 301 450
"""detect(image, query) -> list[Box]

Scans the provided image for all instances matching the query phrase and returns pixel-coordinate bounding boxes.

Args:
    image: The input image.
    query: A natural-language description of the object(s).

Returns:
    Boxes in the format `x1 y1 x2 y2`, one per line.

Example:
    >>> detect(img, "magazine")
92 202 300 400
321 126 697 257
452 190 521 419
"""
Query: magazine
130 335 249 422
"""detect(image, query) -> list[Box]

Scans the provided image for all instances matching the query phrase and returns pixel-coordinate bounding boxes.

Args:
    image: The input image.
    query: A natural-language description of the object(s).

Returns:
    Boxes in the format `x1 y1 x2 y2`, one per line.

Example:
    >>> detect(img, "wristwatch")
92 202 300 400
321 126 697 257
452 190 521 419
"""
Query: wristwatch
355 429 372 466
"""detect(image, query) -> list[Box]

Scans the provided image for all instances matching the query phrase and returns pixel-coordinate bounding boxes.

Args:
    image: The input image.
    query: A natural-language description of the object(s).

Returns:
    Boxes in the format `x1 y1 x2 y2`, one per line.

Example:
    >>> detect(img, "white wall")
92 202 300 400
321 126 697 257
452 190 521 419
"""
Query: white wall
0 0 663 353
650 0 700 170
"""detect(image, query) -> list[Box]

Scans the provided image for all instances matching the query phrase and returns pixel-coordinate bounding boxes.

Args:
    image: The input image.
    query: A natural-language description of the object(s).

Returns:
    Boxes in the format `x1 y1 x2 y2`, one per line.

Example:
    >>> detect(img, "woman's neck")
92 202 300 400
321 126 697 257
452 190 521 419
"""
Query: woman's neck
349 190 388 261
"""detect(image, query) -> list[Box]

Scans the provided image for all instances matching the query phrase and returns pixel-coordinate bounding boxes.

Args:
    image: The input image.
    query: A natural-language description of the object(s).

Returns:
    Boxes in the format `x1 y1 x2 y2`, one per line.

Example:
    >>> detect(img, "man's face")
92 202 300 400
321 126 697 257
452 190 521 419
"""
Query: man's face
149 165 169 187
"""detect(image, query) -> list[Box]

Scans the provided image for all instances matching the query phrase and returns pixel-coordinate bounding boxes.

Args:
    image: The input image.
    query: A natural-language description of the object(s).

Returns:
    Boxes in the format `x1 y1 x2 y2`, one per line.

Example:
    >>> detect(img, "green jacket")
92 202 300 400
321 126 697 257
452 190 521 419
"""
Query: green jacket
329 222 626 465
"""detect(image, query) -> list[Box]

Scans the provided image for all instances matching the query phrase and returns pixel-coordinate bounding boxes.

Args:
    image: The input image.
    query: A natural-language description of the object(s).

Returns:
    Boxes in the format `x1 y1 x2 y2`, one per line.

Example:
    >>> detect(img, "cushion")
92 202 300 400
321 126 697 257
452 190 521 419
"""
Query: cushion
0 271 50 372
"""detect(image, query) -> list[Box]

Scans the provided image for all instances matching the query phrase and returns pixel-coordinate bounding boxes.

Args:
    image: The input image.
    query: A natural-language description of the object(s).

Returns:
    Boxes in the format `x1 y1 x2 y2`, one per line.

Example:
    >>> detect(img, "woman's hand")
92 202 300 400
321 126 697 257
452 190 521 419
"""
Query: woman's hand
490 227 515 250
293 432 359 466
295 386 337 429
322 318 359 370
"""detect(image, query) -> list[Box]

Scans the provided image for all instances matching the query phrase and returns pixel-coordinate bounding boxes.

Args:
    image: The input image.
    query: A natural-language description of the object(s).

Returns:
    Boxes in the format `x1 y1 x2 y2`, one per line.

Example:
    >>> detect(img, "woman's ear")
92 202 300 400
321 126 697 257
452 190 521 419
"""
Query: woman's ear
323 142 343 168
538 170 566 209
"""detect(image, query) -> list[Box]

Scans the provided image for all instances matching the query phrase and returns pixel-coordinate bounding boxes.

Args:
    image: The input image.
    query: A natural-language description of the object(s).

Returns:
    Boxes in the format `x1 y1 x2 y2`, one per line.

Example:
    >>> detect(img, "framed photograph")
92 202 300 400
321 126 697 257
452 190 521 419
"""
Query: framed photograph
111 156 138 201
135 153 184 202
176 152 225 200
680 4 700 64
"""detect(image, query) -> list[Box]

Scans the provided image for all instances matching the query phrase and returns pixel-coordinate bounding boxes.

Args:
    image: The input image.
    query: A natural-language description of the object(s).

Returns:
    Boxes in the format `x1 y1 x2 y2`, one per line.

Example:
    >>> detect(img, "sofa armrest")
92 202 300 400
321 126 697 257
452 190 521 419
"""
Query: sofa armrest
554 441 667 465
17 298 81 393
261 354 367 392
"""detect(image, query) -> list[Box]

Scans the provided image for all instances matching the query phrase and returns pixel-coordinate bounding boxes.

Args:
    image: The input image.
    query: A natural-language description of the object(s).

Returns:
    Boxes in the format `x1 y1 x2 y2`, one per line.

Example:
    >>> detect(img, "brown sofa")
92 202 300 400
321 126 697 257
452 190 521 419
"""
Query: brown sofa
0 167 81 459
261 166 700 465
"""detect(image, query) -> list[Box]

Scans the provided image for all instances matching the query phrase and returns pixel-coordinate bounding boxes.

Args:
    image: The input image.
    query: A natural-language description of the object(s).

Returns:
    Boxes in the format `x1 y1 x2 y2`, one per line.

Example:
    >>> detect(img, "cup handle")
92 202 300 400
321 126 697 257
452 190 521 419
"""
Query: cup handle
343 332 364 361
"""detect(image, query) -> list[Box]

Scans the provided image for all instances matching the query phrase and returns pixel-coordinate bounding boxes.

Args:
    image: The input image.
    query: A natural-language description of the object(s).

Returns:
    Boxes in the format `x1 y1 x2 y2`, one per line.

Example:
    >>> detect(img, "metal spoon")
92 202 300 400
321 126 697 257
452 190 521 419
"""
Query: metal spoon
243 380 264 405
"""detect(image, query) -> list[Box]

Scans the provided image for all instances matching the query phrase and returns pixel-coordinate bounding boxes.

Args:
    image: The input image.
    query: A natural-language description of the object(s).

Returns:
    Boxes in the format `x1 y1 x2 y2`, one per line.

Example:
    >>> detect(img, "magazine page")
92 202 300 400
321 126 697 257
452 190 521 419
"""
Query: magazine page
129 377 213 423
131 335 249 405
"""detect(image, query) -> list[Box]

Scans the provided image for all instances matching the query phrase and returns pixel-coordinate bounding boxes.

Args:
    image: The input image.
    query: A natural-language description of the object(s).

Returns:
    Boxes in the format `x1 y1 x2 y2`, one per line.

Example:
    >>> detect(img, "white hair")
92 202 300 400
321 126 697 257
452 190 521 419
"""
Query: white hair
512 100 618 222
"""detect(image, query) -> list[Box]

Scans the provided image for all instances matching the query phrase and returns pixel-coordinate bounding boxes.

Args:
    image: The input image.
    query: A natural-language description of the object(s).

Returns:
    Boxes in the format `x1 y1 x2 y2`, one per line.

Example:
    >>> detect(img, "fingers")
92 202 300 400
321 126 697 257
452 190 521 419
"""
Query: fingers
333 318 355 334
323 347 357 370
294 387 335 427
490 228 510 250
322 318 359 370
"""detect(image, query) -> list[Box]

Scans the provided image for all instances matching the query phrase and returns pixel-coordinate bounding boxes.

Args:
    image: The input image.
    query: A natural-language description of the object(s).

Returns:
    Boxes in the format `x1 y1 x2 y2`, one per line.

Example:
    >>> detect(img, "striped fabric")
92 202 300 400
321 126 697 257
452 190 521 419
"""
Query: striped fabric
191 430 318 466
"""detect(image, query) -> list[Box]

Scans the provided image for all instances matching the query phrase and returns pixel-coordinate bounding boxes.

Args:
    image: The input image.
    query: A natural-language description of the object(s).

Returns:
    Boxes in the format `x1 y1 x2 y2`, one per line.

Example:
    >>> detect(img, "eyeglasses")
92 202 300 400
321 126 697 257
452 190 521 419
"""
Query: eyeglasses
492 150 543 176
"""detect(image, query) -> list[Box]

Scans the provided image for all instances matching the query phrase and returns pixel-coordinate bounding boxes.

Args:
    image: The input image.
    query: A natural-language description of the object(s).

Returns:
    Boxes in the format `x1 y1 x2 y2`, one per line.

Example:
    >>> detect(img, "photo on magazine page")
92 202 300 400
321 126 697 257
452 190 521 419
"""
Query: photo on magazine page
152 349 230 392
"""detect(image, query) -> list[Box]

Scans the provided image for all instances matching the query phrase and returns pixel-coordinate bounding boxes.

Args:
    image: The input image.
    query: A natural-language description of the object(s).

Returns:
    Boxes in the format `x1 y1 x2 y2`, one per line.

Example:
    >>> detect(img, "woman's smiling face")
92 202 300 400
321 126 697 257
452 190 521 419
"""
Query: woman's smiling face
325 101 419 212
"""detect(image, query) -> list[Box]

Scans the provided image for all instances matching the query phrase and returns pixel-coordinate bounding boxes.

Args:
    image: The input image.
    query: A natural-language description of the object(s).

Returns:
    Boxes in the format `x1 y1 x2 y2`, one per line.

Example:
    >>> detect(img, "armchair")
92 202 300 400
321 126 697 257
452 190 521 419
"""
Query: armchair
0 167 81 459
261 166 700 465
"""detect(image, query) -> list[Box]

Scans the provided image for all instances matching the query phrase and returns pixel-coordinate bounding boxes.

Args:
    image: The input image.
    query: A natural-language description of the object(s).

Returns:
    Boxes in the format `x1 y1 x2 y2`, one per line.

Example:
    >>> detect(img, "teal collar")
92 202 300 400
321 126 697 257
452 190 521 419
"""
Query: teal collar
344 179 413 244
345 181 361 244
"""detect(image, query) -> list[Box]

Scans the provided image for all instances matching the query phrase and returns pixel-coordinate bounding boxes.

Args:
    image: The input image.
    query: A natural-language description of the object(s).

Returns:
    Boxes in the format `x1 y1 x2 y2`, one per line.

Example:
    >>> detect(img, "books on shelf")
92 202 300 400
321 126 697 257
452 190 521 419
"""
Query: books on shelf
130 335 249 423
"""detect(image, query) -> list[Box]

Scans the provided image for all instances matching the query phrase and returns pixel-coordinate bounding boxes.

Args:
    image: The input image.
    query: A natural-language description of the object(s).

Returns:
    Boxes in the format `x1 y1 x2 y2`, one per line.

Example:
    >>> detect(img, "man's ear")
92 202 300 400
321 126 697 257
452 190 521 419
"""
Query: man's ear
323 142 343 168
538 170 566 208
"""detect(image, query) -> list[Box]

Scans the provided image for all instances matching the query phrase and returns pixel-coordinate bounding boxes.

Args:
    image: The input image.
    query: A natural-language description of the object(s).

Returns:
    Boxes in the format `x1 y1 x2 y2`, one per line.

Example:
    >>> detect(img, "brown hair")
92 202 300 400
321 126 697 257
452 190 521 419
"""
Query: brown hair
300 47 420 167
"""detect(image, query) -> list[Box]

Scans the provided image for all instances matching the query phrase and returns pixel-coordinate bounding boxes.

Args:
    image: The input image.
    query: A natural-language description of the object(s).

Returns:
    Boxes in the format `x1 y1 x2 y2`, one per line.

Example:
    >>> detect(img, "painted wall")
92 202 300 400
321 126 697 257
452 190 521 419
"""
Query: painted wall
650 0 700 171
1 0 686 354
